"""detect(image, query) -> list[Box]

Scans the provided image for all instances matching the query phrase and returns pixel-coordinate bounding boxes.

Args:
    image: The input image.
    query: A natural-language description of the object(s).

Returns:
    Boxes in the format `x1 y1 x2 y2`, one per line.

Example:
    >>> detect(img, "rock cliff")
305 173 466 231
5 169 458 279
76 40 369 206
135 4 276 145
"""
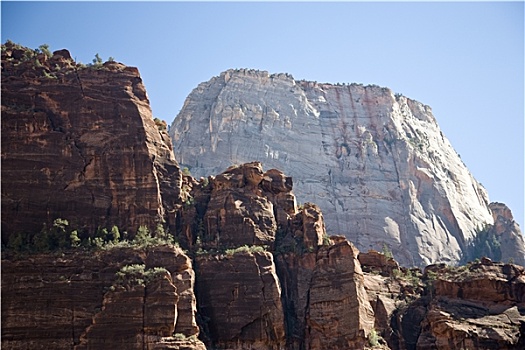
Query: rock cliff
1 41 181 240
176 161 375 349
417 259 525 349
3 44 525 350
1 246 203 350
170 68 524 266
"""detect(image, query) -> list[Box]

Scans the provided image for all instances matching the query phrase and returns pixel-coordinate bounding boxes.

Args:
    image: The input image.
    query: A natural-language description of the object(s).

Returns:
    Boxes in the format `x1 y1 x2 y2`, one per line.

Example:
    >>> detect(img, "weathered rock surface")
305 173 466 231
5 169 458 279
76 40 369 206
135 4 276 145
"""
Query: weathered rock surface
195 251 286 349
416 261 525 349
306 240 375 349
170 68 524 266
177 161 298 251
1 246 201 349
489 203 525 265
3 41 524 350
276 242 376 350
358 256 525 350
359 249 400 276
180 162 376 349
1 42 181 240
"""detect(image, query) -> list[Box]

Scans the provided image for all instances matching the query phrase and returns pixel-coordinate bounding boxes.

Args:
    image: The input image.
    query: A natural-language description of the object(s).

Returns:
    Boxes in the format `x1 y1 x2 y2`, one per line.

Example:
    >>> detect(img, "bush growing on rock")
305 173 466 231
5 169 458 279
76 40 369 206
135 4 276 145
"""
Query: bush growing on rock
38 43 51 57
114 264 169 288
224 245 266 256
3 218 178 255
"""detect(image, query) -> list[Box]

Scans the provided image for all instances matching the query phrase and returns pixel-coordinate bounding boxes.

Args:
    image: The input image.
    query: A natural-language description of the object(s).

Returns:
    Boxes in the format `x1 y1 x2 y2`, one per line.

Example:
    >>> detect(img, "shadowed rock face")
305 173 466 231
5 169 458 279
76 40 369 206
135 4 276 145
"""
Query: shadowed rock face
170 68 525 267
3 42 525 350
489 203 525 265
195 251 286 350
1 246 202 350
176 162 375 349
1 43 181 240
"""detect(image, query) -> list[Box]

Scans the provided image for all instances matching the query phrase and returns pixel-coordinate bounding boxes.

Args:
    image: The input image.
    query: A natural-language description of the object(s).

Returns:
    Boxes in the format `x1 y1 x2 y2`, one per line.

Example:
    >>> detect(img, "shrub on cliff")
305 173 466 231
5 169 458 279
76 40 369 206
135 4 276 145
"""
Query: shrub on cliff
32 218 70 252
38 44 51 57
114 264 169 289
91 53 103 67
154 117 167 131
3 220 178 255
224 245 267 256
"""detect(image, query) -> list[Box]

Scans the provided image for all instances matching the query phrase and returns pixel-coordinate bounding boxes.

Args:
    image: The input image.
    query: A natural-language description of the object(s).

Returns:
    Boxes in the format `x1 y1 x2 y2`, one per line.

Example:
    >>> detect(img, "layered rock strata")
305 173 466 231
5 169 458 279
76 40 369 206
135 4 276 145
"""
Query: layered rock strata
1 246 202 350
178 162 375 349
358 255 525 349
170 68 524 266
3 42 525 350
3 161 525 350
417 260 525 349
195 251 286 349
1 42 181 239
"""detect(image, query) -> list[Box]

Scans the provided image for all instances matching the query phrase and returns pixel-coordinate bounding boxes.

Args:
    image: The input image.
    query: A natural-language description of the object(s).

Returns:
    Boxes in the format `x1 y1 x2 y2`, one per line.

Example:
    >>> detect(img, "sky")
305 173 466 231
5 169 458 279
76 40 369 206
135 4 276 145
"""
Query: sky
2 1 524 228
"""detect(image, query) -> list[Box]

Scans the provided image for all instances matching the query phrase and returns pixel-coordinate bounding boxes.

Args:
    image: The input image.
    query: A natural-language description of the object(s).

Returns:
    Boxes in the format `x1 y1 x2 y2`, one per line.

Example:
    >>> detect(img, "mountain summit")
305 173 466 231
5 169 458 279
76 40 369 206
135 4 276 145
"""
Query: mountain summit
170 68 524 266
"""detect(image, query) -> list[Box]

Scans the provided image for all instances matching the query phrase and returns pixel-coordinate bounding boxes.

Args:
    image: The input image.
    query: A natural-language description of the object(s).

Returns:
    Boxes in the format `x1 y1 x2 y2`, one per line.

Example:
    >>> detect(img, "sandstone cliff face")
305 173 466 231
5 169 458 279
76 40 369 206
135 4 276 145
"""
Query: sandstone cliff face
358 253 525 350
178 162 375 349
3 160 525 350
1 246 202 350
3 41 524 350
195 251 286 349
417 260 525 349
170 69 524 266
1 42 181 239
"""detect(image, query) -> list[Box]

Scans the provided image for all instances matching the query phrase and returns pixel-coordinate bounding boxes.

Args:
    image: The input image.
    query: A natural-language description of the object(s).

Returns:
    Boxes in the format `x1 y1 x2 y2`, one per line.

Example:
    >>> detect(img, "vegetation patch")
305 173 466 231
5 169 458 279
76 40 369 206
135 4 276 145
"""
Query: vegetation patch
114 264 169 288
3 219 178 255
464 223 502 263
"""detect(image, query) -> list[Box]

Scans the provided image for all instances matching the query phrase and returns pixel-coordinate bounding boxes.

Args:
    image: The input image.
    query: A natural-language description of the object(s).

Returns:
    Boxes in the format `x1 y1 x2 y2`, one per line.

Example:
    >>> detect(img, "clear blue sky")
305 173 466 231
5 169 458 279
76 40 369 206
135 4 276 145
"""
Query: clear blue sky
2 1 524 228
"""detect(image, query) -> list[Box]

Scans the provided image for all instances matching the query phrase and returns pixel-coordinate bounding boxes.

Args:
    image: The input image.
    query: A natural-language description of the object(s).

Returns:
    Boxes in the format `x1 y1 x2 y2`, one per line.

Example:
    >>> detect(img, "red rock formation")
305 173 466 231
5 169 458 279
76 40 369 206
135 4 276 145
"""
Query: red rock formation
359 249 400 276
195 250 286 349
1 42 181 240
414 261 525 349
306 240 375 349
4 42 524 350
202 163 278 248
1 246 202 349
180 162 377 349
177 162 297 250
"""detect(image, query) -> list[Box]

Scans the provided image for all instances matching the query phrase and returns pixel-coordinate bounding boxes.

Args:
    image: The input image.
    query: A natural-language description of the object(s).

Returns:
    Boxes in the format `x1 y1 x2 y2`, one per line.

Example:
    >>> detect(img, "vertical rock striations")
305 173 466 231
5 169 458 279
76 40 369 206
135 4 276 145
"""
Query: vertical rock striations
170 68 523 266
1 42 181 239
195 251 286 350
179 162 375 349
1 246 202 349
3 41 524 350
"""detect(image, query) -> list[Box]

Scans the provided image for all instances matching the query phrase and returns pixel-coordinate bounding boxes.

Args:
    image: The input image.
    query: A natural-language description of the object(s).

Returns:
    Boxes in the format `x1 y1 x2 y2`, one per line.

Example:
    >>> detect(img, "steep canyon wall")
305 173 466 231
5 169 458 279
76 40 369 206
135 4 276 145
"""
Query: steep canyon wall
170 69 524 266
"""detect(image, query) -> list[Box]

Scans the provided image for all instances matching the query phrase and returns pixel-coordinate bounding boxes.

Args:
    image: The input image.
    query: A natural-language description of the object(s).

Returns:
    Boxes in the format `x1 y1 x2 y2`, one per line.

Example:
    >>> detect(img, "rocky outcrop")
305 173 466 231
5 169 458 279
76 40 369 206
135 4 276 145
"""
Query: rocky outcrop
170 68 524 266
305 241 375 349
359 250 400 276
195 251 286 349
3 41 524 350
276 242 376 350
3 160 524 350
417 260 525 349
180 162 375 349
1 42 181 240
1 246 203 349
176 161 296 251
358 256 525 350
489 203 525 266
